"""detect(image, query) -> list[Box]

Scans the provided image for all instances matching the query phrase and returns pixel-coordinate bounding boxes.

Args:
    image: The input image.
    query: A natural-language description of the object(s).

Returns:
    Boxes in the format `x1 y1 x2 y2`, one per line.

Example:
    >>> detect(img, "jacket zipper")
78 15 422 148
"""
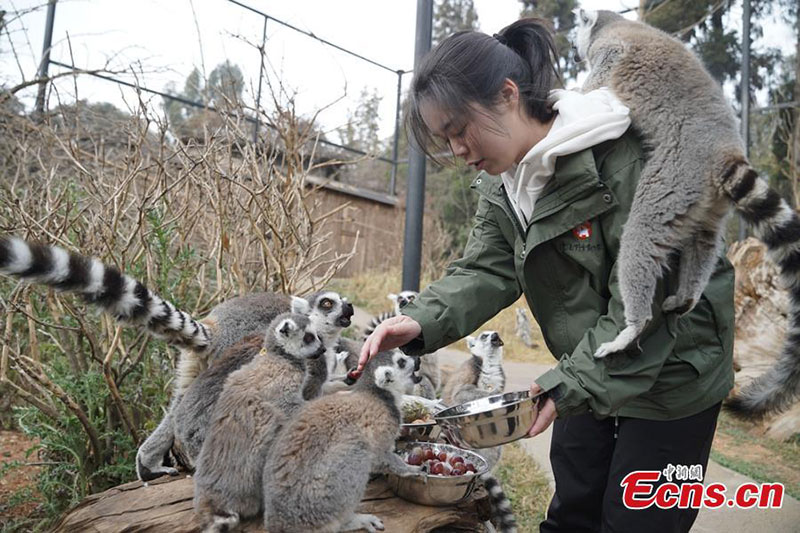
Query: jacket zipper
474 184 527 239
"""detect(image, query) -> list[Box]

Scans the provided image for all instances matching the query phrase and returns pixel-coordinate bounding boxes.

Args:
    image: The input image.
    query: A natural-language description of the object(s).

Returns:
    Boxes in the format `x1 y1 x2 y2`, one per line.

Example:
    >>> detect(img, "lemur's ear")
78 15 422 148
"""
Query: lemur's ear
466 336 476 350
277 318 297 337
387 293 398 302
291 296 311 315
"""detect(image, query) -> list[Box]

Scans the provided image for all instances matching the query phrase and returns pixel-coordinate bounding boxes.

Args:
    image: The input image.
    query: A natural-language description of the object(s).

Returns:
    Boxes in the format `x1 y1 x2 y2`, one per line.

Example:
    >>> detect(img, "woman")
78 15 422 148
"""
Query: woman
358 18 734 533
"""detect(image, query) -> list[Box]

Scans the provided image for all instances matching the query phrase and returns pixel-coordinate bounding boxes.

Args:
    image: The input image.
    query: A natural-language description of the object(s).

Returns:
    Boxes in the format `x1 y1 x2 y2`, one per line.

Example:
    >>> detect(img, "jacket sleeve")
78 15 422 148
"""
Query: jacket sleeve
400 195 522 356
534 155 681 418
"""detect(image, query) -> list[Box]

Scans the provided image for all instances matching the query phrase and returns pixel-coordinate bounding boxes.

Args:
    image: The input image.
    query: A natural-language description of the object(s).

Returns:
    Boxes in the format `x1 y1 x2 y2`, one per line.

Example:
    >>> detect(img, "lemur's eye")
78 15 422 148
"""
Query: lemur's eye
303 332 315 344
580 10 589 24
319 298 333 310
397 357 406 369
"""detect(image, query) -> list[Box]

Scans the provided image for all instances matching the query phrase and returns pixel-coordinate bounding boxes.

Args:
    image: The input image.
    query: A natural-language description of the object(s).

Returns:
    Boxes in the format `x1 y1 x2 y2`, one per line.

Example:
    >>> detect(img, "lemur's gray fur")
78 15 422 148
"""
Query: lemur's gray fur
262 350 423 533
441 330 507 470
442 331 506 406
0 236 356 479
193 313 327 532
165 291 353 472
574 10 800 419
363 290 442 399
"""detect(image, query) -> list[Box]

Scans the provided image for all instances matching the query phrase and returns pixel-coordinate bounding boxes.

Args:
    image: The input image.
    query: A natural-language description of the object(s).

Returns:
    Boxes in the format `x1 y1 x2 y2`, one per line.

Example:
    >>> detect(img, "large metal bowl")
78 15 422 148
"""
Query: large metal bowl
387 442 489 506
434 390 543 449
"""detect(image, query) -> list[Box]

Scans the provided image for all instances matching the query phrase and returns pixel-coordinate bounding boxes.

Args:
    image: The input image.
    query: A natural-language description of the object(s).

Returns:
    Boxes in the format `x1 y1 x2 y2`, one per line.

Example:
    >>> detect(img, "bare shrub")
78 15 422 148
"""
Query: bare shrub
0 77 354 522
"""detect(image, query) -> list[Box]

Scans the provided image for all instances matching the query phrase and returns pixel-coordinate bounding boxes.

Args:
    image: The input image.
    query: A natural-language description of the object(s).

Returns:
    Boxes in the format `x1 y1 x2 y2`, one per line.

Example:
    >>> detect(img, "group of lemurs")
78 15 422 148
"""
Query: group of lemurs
0 237 516 532
3 7 800 532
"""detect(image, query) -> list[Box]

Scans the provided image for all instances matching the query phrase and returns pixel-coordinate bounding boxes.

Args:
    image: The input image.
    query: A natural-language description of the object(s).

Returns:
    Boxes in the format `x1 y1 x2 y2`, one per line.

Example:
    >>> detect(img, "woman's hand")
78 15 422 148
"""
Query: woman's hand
527 382 557 437
357 315 422 372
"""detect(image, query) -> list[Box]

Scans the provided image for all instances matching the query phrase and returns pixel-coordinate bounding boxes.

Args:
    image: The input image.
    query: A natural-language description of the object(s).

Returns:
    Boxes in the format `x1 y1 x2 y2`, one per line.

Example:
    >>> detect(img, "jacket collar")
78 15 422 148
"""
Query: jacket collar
470 146 601 224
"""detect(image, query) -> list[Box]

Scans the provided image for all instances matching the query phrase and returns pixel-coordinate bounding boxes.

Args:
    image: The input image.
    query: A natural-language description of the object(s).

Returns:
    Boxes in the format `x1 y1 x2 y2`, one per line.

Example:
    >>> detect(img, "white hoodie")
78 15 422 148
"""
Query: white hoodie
501 88 631 227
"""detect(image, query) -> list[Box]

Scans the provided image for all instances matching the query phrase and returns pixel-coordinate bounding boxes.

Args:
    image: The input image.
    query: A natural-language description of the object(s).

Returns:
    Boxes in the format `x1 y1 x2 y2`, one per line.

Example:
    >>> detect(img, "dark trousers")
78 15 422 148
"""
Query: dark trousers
540 402 721 533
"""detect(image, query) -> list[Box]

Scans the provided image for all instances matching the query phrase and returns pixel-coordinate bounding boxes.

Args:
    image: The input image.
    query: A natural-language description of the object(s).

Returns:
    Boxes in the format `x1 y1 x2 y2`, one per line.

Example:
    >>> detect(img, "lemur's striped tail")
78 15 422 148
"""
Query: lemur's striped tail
480 473 517 533
0 236 211 350
722 160 800 419
362 310 396 339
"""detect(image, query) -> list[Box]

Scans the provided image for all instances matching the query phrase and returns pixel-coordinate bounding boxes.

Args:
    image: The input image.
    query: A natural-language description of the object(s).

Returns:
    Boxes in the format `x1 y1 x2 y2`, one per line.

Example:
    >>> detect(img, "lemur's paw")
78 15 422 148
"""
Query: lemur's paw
351 513 384 532
594 325 642 359
662 295 696 315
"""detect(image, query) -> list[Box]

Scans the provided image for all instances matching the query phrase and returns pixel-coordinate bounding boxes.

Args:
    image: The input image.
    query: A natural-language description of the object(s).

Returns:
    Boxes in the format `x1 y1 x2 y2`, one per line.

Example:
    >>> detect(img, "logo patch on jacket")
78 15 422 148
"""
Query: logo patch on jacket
572 221 592 240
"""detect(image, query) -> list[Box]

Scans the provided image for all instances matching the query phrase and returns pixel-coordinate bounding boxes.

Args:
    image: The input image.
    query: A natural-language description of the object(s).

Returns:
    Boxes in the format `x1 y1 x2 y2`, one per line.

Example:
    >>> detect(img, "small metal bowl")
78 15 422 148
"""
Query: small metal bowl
399 420 441 442
434 390 543 449
387 441 489 506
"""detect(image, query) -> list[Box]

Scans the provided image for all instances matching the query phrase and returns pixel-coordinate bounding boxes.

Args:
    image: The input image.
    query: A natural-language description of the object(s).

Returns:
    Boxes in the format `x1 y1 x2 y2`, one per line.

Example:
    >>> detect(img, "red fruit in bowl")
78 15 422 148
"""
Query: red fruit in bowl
430 462 445 475
464 462 477 473
451 465 466 476
437 451 448 462
406 452 423 466
448 455 465 466
422 448 435 461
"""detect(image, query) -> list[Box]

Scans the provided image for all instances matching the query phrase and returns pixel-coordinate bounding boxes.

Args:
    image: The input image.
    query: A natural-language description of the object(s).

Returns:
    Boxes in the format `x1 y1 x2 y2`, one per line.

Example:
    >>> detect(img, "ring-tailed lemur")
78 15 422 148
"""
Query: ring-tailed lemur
574 10 800 419
0 236 354 479
363 290 442 399
193 313 327 532
442 331 506 406
262 350 422 533
441 330 507 470
362 290 419 338
170 292 353 468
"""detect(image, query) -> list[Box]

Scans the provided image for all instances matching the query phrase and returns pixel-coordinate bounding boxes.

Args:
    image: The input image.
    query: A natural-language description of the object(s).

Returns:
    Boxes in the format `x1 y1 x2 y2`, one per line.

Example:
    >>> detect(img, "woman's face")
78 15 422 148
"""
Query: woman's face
419 81 543 175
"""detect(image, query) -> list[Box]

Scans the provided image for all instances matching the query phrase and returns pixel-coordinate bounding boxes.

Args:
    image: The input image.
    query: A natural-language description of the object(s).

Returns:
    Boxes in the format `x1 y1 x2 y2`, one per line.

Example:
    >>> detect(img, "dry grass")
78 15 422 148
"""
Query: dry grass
330 268 553 364
494 442 553 530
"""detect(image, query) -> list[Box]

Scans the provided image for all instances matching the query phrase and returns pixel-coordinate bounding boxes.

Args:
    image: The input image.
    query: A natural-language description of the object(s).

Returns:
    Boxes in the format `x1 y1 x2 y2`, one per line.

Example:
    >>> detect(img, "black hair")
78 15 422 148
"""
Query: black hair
406 18 562 165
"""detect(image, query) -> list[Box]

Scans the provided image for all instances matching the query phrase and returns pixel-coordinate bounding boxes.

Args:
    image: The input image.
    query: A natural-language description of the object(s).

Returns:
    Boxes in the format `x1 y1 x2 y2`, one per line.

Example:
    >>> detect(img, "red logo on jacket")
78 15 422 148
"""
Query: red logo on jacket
572 221 592 240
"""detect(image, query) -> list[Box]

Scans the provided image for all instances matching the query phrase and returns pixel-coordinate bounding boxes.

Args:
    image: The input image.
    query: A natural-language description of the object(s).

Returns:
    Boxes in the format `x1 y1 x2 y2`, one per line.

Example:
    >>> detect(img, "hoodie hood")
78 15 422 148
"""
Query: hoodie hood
501 88 631 226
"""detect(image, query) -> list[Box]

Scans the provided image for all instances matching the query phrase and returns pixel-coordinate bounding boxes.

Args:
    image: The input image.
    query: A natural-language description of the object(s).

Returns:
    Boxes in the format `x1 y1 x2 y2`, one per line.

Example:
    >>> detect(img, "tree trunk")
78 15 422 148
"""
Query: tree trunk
52 474 492 532
728 238 799 440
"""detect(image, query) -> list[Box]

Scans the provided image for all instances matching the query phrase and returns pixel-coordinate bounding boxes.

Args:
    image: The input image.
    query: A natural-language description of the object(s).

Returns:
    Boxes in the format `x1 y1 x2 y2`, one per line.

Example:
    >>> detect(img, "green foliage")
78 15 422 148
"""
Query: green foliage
520 0 579 83
433 0 479 47
426 161 478 255
340 87 384 154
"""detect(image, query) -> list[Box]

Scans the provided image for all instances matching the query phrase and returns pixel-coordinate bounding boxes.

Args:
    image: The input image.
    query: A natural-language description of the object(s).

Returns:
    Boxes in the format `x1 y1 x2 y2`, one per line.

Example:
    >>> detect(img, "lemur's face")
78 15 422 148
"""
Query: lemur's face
388 290 418 315
573 8 599 62
467 330 504 361
273 314 325 360
292 291 354 334
371 350 422 395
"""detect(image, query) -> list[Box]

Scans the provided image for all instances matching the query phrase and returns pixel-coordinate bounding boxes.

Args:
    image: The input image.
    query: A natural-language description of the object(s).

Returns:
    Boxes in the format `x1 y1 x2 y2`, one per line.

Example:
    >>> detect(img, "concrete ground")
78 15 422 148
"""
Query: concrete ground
352 306 800 532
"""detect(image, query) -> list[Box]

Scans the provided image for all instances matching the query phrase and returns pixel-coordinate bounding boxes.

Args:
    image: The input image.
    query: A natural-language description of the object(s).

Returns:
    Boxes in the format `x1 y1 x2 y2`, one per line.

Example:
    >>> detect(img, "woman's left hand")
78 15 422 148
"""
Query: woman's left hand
527 383 557 437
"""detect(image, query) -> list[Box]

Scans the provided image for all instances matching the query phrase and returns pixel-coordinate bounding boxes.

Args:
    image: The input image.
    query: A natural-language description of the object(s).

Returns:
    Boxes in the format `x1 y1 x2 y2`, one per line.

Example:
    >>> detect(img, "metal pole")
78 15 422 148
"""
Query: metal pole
739 0 751 241
35 0 58 115
390 70 404 196
253 15 267 144
401 0 433 292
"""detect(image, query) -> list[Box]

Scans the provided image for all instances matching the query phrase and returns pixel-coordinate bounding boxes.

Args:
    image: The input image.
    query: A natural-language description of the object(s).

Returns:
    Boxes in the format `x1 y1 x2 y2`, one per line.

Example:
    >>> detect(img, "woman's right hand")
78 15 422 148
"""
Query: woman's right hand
357 315 422 372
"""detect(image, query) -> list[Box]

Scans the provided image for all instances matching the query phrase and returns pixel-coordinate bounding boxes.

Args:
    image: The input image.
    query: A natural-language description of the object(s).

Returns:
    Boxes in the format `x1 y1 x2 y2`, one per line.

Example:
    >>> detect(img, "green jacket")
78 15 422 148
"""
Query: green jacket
401 131 735 420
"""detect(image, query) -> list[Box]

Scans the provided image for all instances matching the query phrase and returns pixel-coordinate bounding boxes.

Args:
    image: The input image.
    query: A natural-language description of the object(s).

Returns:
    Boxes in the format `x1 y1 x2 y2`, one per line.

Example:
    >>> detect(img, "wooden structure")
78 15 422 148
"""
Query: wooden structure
309 175 405 278
52 474 492 532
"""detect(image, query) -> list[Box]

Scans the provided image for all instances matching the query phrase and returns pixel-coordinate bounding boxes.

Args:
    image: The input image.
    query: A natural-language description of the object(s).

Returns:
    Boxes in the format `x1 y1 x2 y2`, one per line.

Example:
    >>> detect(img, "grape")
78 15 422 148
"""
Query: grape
422 448 435 461
430 462 445 475
448 455 465 466
451 465 466 476
437 451 448 462
406 452 423 466
464 462 477 473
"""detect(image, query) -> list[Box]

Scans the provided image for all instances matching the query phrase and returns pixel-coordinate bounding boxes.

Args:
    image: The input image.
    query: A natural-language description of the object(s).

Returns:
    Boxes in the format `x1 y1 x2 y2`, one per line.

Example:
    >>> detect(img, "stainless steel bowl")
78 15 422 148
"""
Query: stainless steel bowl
399 420 441 442
387 441 489 506
434 390 543 449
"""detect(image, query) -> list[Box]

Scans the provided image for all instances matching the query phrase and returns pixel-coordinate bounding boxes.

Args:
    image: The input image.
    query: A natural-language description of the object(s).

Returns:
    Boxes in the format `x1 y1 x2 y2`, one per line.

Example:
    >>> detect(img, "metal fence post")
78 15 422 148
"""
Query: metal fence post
35 0 58 115
401 0 433 292
253 15 268 145
739 0 751 241
390 70 404 196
